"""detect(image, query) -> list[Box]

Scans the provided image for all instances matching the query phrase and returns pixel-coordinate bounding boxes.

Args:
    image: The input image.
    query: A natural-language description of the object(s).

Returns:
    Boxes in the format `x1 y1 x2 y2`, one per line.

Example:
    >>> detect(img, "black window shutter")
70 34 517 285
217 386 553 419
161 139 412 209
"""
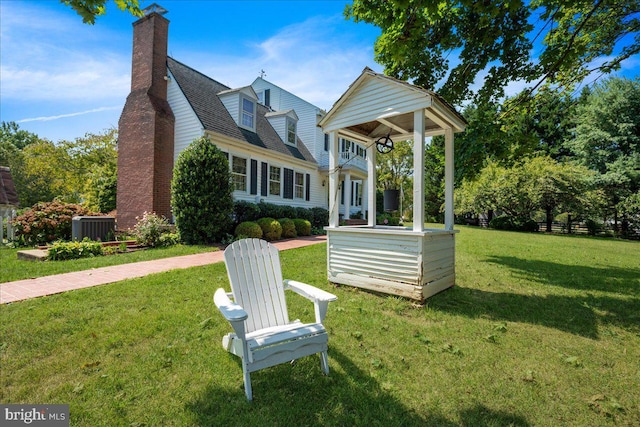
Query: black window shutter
261 162 268 196
340 181 344 205
305 174 310 201
284 168 294 199
250 159 258 195
351 181 355 204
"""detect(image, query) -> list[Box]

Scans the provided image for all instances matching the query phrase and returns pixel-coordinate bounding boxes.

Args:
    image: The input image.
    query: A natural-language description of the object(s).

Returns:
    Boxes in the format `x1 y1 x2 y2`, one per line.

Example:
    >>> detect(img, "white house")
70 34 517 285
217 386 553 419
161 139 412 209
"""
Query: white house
116 6 368 229
251 77 369 219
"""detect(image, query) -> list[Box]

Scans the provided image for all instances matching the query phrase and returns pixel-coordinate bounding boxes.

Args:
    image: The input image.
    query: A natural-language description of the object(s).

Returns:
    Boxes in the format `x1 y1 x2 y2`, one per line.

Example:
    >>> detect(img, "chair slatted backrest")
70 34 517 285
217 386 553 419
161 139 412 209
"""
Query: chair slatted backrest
224 239 290 333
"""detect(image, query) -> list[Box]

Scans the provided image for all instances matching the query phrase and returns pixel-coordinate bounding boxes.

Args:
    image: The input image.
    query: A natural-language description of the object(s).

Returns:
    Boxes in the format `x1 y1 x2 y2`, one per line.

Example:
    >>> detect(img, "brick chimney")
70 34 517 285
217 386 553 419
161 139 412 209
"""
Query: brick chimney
117 5 175 230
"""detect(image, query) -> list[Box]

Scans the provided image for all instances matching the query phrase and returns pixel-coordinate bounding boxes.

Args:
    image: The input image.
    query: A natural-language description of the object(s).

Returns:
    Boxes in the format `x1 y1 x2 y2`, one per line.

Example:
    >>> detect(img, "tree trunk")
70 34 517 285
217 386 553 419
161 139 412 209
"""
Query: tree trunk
567 214 572 234
546 207 553 232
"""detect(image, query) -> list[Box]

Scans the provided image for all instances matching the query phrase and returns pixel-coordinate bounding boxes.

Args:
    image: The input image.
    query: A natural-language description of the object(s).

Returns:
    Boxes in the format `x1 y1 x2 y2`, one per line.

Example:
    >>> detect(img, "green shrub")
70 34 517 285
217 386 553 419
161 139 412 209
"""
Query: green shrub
257 202 283 219
278 218 297 238
233 201 261 224
309 207 329 229
295 207 313 221
292 218 311 236
489 216 539 232
376 213 400 226
133 212 171 247
171 137 234 244
584 219 603 236
48 238 103 261
158 232 181 247
12 201 97 246
256 218 282 241
279 205 298 220
234 221 263 239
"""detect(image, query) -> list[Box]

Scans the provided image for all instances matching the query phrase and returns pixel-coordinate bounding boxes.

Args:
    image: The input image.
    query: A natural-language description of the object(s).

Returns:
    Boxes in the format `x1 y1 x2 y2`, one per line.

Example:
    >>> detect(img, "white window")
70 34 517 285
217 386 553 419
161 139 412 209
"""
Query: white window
287 118 297 145
294 172 304 199
269 166 281 196
232 156 247 191
241 97 255 129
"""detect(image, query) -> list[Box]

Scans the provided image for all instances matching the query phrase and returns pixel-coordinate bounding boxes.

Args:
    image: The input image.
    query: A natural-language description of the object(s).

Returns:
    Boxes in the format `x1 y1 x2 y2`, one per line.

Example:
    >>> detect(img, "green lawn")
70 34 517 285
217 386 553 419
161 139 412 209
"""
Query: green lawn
0 244 218 283
1 227 638 426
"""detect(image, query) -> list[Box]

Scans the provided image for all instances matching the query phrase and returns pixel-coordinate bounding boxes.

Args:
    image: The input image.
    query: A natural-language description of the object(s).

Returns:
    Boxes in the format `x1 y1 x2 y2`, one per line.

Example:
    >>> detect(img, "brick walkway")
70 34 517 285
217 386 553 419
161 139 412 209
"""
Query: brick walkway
0 236 326 304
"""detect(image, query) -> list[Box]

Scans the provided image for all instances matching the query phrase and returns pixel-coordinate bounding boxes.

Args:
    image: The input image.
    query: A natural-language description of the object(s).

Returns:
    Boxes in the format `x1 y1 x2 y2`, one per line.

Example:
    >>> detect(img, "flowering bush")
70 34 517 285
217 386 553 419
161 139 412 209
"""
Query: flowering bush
12 201 97 246
132 212 171 247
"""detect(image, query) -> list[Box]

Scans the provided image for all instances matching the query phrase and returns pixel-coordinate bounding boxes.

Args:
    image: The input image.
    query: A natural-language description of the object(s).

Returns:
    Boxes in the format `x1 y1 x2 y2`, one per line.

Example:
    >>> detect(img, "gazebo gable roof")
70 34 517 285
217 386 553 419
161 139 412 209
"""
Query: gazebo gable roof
319 67 466 141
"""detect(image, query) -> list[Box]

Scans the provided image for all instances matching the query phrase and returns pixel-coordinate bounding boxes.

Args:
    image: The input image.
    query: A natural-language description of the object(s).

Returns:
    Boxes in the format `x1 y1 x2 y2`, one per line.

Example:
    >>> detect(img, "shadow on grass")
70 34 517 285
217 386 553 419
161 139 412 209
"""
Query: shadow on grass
187 349 530 426
486 256 640 296
431 286 639 339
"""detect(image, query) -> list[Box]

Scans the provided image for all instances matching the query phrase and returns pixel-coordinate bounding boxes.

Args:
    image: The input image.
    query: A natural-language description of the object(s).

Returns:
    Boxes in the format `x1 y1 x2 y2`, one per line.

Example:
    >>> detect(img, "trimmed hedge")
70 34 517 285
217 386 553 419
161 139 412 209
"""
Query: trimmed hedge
256 218 282 241
292 219 311 236
235 221 263 239
278 218 297 238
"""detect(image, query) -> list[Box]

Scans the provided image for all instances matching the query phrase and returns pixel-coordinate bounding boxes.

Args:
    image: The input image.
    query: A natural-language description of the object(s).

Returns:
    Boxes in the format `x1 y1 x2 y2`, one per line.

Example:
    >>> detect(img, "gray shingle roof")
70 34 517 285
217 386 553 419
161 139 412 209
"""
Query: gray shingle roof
167 57 316 164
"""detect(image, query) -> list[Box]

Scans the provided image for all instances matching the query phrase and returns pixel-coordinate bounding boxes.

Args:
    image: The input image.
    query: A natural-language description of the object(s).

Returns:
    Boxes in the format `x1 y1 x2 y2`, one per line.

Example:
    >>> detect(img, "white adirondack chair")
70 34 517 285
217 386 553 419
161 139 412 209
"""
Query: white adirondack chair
214 238 337 401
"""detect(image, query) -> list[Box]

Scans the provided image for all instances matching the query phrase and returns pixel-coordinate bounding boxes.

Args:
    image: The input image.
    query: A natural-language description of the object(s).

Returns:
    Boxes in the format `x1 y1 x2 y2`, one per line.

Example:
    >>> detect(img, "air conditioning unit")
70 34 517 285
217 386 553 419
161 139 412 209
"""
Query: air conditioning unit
72 216 116 241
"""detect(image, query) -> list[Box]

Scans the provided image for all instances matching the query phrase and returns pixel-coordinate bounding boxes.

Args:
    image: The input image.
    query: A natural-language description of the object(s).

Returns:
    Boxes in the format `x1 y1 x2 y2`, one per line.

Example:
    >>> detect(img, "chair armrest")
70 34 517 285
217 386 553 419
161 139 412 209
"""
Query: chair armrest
284 280 337 303
214 288 248 323
284 280 337 324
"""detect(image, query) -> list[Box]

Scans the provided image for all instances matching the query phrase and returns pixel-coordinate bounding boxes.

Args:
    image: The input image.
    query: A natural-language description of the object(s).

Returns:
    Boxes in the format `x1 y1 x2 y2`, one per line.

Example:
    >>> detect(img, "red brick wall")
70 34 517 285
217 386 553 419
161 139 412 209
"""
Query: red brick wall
117 12 174 230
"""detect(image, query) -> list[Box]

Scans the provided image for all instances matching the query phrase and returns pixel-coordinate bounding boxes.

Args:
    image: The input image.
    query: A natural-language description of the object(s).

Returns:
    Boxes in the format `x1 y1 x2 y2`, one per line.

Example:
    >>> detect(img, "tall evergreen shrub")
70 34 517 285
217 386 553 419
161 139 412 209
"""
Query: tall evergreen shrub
171 137 233 244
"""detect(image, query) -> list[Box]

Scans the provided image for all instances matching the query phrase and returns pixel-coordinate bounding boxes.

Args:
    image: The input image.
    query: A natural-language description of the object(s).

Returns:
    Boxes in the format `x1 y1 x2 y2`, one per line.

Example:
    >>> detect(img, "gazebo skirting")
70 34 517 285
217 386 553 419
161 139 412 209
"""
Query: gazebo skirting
326 226 457 302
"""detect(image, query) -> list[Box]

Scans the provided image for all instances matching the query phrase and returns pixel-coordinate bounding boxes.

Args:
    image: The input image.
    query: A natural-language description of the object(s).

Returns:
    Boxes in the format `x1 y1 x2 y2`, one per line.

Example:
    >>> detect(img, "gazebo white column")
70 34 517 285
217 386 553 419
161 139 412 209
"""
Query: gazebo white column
328 131 340 228
367 143 377 227
413 109 425 232
344 172 352 220
444 127 455 230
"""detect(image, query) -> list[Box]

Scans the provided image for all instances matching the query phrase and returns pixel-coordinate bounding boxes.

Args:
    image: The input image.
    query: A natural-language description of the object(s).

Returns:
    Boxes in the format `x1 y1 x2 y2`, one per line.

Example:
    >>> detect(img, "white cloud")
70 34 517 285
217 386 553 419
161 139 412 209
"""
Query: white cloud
0 2 130 103
180 15 380 110
17 106 122 123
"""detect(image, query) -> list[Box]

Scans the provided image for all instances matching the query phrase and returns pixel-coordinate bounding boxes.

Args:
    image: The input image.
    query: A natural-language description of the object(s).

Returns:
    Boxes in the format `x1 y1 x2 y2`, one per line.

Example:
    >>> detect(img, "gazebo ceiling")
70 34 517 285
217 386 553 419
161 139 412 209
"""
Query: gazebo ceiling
344 113 444 142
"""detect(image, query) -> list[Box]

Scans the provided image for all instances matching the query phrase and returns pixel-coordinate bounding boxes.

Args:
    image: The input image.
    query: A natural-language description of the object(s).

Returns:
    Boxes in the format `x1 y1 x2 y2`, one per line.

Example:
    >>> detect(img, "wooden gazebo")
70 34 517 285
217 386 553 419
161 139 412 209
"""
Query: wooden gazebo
319 68 467 302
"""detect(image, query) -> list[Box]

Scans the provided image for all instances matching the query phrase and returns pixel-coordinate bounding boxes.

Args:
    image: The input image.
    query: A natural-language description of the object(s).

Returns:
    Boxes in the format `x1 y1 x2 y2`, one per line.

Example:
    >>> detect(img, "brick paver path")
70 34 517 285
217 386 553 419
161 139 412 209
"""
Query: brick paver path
1 236 326 304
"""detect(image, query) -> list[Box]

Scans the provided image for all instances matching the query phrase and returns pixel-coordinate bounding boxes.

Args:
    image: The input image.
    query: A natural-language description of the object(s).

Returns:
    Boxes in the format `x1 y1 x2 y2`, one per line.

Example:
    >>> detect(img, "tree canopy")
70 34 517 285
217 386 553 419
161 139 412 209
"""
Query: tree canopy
61 0 142 24
346 0 640 106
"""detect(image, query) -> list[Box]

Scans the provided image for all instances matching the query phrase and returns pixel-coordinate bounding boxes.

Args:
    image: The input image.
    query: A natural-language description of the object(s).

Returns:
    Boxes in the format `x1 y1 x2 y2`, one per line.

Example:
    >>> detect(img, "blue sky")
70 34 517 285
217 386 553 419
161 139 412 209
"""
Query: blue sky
1 0 382 142
1 1 638 143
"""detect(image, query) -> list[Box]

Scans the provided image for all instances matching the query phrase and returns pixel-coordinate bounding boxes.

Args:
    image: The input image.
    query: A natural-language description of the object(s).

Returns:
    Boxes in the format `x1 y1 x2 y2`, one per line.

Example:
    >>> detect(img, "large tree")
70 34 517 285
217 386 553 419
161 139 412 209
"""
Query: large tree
567 77 640 234
346 0 640 105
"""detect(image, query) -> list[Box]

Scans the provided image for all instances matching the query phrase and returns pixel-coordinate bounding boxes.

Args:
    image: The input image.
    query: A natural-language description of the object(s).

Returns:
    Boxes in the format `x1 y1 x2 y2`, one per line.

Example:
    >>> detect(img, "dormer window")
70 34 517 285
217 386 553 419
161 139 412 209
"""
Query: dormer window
241 97 255 129
287 117 297 145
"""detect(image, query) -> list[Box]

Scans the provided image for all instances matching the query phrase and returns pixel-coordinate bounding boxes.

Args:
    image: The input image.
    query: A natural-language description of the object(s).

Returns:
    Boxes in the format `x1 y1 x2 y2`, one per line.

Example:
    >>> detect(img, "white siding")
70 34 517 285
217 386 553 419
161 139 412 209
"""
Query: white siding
252 78 325 162
322 77 432 132
219 92 239 127
207 134 327 210
327 227 456 301
167 70 204 160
